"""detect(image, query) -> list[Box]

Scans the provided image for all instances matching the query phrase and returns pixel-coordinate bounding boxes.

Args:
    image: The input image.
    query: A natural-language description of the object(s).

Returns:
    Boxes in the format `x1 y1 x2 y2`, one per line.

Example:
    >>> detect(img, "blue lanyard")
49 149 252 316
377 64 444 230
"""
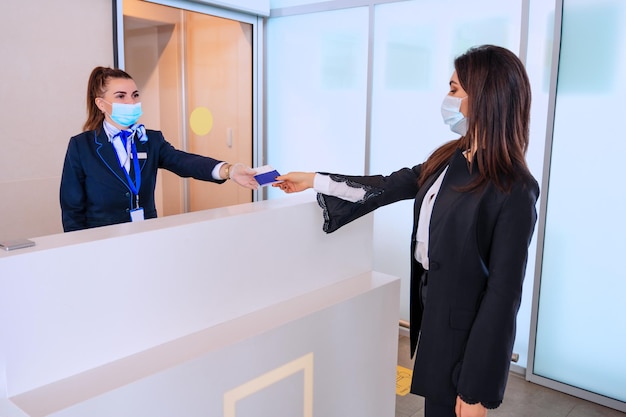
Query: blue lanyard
117 132 142 208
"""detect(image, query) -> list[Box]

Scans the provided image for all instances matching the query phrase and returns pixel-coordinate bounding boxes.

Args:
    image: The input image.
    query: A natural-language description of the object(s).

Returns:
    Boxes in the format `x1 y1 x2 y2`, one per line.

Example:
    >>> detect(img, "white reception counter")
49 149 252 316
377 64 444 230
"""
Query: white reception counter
0 195 400 417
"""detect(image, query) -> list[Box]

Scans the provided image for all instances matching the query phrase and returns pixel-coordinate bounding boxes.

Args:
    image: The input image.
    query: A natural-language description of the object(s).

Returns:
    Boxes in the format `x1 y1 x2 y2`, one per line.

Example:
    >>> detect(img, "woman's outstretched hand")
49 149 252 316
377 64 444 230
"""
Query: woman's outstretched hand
273 172 316 193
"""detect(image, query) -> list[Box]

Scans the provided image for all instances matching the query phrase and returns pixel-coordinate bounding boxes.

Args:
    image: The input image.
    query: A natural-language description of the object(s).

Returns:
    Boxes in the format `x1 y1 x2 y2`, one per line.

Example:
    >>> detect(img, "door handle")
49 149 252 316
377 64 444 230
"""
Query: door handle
227 127 233 148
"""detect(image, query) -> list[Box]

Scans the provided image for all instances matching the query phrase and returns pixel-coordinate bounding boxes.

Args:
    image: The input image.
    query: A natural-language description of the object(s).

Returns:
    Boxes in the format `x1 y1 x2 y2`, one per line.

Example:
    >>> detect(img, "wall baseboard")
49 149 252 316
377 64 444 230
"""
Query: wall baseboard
398 326 409 338
509 363 526 376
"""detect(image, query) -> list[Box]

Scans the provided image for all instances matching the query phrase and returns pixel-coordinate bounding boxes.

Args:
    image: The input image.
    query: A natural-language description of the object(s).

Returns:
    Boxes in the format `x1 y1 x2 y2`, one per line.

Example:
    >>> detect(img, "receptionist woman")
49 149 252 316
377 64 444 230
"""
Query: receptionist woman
60 66 258 232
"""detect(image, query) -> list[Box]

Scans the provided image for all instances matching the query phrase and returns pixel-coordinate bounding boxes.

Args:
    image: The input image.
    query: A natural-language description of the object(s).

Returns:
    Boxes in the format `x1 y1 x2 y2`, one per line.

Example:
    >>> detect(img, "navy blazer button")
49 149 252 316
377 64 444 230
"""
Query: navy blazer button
125 208 130 212
430 262 440 271
125 192 130 197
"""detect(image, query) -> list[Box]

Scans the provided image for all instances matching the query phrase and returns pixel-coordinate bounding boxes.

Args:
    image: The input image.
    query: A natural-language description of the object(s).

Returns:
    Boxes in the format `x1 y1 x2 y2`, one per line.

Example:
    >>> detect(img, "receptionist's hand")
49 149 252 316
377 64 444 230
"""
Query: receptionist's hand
230 163 259 190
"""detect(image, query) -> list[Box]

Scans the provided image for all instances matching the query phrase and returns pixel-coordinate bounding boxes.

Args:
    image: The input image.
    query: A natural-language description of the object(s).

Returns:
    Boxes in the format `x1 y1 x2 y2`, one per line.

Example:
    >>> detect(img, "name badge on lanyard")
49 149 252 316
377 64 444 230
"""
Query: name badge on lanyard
130 207 145 222
119 135 144 222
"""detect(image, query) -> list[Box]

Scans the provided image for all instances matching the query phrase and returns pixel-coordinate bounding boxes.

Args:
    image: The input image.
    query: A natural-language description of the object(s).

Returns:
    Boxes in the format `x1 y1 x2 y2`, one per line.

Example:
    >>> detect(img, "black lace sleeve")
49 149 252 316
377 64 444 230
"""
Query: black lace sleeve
315 167 421 233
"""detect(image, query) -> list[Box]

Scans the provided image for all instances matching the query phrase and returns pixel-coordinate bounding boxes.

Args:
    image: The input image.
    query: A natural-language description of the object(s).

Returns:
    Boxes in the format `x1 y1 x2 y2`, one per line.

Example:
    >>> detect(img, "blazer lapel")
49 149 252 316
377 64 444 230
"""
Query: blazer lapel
94 130 132 191
429 149 478 232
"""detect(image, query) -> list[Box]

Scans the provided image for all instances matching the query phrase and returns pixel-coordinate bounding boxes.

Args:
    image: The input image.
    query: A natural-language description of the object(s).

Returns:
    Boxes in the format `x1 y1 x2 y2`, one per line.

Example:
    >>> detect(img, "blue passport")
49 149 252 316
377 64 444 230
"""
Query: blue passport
254 166 282 186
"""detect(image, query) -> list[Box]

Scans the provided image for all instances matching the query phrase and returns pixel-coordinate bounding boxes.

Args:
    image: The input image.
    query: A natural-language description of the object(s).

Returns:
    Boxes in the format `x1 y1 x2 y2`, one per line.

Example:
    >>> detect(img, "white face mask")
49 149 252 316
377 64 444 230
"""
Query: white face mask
441 95 467 136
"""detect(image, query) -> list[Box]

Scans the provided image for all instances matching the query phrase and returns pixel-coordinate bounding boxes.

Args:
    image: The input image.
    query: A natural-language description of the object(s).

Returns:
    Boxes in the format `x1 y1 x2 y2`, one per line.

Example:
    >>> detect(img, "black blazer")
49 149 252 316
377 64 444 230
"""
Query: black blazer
60 129 225 232
317 149 539 407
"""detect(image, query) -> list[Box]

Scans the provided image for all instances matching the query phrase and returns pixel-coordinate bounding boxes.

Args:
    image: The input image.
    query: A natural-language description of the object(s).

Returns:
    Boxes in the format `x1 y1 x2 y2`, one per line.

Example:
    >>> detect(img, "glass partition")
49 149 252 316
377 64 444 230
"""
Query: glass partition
265 7 370 200
529 0 626 412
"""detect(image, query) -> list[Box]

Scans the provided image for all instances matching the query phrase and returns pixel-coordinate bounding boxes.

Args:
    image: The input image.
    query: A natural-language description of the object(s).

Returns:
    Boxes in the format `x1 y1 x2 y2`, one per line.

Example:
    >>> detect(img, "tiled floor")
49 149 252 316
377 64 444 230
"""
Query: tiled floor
395 335 625 417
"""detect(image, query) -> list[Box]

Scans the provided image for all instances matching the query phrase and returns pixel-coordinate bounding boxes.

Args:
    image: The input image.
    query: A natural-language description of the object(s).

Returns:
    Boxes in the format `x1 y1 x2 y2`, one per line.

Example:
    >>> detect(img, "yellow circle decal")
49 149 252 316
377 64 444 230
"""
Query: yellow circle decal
190 107 213 136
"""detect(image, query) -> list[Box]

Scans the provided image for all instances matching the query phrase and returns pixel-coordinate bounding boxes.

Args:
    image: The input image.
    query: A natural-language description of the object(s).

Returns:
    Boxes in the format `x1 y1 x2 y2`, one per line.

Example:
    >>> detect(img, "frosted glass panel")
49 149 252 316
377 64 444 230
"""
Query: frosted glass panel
370 0 523 325
266 8 369 200
533 0 626 404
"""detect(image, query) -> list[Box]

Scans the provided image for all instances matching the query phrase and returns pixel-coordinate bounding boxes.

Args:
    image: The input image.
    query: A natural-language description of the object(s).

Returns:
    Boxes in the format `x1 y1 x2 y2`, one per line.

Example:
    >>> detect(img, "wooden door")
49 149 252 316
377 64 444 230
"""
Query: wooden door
186 13 253 210
124 1 253 216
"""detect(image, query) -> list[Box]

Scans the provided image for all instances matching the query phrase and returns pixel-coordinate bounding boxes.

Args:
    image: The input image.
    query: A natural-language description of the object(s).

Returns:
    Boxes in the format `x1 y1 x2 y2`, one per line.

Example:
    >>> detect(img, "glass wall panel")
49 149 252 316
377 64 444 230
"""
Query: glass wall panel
369 0 523 335
532 0 626 406
266 7 369 200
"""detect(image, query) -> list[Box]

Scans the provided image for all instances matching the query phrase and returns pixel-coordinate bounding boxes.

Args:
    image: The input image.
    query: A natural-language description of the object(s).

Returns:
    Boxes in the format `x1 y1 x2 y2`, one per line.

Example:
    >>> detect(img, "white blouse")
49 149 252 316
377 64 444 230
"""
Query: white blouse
414 166 448 270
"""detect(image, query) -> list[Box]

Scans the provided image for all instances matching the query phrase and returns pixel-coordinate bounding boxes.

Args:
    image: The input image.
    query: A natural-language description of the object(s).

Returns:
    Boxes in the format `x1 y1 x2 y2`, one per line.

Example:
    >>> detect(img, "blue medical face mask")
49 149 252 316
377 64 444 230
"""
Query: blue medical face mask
105 101 143 127
441 95 467 136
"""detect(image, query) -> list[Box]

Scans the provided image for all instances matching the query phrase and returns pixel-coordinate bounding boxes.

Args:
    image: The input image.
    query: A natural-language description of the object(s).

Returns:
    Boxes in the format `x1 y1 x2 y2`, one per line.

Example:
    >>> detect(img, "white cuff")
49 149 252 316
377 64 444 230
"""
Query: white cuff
313 173 366 203
313 173 331 194
213 162 226 180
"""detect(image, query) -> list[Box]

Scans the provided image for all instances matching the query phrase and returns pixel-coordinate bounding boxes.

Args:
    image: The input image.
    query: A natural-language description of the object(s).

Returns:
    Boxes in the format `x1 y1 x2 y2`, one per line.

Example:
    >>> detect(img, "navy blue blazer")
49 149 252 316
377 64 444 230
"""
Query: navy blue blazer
60 129 225 232
316 149 539 408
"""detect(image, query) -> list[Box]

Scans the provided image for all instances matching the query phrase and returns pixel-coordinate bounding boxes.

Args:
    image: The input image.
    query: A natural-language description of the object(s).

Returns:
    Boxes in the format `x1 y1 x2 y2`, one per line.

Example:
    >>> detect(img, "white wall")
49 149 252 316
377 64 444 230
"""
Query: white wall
0 0 114 241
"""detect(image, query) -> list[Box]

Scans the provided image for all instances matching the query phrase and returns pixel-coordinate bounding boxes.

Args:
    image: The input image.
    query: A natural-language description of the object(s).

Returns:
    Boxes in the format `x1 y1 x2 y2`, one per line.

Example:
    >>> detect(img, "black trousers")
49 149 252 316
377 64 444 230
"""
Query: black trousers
419 270 428 310
424 397 456 417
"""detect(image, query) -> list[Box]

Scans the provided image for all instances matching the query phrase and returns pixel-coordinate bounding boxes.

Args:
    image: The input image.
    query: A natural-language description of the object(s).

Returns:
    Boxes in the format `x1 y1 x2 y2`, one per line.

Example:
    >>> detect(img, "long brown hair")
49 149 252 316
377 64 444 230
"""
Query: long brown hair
419 45 532 192
83 66 134 132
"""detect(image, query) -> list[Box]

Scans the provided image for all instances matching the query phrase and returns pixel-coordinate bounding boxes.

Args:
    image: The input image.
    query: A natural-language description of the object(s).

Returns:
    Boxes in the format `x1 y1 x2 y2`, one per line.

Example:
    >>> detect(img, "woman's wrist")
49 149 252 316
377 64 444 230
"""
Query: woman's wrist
221 163 232 180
